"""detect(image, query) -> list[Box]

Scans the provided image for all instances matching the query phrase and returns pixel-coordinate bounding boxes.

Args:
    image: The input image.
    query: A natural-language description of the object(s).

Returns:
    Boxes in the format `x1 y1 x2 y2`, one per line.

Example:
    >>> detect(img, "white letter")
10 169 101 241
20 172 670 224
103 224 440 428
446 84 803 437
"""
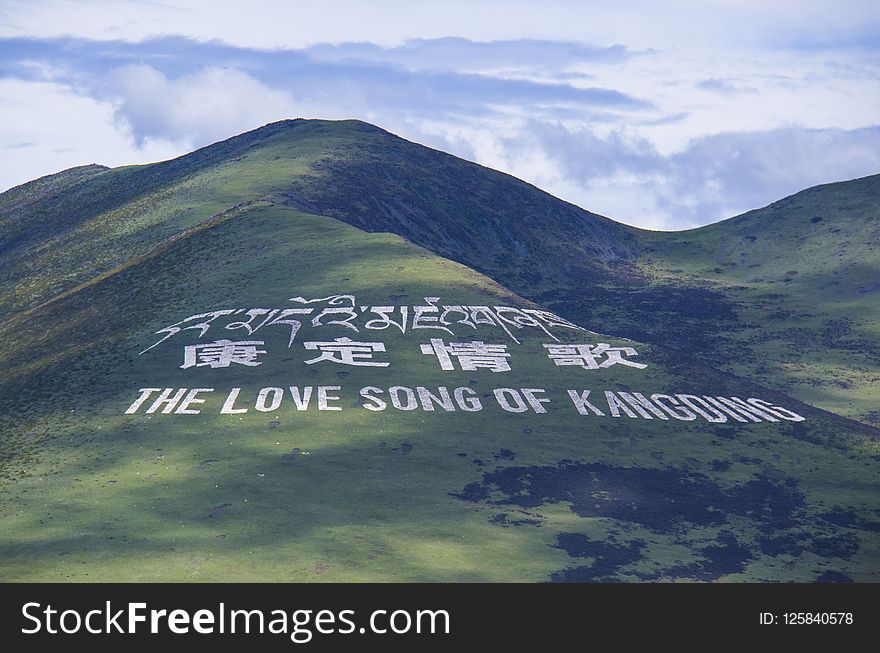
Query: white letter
675 395 727 423
650 394 696 420
317 386 342 411
59 610 81 634
125 388 161 414
167 609 189 634
521 389 550 414
390 386 418 410
229 610 262 635
337 610 356 634
315 610 335 634
291 610 313 643
454 387 482 412
175 388 214 414
494 388 527 413
85 610 102 634
710 396 767 422
618 392 667 420
416 609 450 634
390 610 412 634
371 610 388 634
150 609 167 633
268 610 287 634
417 387 456 412
106 602 125 633
359 386 386 411
567 390 605 416
43 605 57 634
288 387 313 410
146 388 187 414
747 398 805 422
725 397 778 422
221 388 248 414
701 396 749 422
255 387 283 412
605 391 638 418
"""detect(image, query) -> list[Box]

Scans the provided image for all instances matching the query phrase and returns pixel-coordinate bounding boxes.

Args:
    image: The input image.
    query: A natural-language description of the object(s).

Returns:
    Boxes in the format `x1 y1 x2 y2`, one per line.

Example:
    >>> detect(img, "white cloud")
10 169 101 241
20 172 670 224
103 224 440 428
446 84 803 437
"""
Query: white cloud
104 65 299 146
663 127 880 224
1 0 877 51
0 77 183 191
0 3 877 229
405 116 880 229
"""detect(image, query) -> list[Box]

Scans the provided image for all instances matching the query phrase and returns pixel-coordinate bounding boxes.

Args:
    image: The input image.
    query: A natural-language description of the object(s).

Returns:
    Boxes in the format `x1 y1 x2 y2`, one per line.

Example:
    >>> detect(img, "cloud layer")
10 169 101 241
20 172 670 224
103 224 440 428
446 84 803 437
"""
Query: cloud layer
0 2 877 229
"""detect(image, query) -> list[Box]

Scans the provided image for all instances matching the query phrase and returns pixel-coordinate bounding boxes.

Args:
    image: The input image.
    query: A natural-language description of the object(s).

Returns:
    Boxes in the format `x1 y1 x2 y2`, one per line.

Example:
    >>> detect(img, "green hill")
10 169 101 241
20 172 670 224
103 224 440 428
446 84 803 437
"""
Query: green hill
553 176 880 426
1 119 878 582
632 175 880 426
5 121 875 426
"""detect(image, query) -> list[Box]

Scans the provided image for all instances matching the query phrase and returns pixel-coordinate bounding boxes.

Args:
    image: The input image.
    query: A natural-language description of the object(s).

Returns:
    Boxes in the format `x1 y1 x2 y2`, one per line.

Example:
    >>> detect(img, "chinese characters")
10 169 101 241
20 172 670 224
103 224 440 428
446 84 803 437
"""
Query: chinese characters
543 343 647 370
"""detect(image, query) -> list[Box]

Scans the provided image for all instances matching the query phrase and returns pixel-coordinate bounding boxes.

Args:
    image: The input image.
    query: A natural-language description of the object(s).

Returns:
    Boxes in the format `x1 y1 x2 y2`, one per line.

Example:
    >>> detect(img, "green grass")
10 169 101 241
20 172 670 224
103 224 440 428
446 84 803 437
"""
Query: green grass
1 203 878 582
4 119 876 424
611 175 880 423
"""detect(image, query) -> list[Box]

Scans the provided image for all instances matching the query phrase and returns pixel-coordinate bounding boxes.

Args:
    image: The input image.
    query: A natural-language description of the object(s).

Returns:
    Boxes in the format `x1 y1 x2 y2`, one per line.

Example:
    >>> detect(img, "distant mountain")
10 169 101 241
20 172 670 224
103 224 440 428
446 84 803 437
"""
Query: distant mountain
1 119 877 582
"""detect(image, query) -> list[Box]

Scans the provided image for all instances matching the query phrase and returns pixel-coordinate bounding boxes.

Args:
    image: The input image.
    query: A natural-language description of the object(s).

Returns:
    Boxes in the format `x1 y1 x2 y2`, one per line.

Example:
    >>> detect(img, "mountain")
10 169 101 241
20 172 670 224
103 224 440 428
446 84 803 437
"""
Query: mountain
1 119 878 582
557 175 880 426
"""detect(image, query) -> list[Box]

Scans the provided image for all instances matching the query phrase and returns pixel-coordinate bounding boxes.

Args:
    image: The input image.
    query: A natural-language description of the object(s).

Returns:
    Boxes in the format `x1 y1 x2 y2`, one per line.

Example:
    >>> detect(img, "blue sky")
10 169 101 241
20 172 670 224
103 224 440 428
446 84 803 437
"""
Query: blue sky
0 1 878 229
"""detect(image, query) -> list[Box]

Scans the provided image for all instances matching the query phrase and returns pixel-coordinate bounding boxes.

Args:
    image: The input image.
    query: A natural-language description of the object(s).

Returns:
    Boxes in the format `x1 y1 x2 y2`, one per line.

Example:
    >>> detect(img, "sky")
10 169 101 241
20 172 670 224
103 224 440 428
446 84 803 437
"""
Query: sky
0 1 878 229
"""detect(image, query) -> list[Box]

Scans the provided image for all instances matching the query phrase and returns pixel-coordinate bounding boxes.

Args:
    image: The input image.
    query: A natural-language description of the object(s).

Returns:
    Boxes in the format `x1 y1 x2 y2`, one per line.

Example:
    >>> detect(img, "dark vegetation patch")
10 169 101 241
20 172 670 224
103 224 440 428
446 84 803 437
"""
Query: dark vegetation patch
759 534 803 557
711 459 732 472
863 411 880 427
281 448 302 463
542 285 739 354
755 516 869 561
489 513 543 527
819 507 880 532
208 503 232 518
551 530 754 582
550 534 646 582
690 531 752 578
816 571 853 583
391 442 413 455
640 532 754 581
710 425 740 440
453 461 803 534
811 533 860 559
777 421 840 448
455 460 869 580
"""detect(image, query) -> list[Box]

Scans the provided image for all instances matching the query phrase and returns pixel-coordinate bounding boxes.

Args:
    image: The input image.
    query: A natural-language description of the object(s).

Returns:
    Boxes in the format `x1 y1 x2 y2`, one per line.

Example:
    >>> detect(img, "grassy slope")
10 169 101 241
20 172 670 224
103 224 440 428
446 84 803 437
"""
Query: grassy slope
4 119 875 424
0 120 878 581
574 176 880 424
0 121 346 317
1 200 878 582
239 124 879 425
0 119 639 318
